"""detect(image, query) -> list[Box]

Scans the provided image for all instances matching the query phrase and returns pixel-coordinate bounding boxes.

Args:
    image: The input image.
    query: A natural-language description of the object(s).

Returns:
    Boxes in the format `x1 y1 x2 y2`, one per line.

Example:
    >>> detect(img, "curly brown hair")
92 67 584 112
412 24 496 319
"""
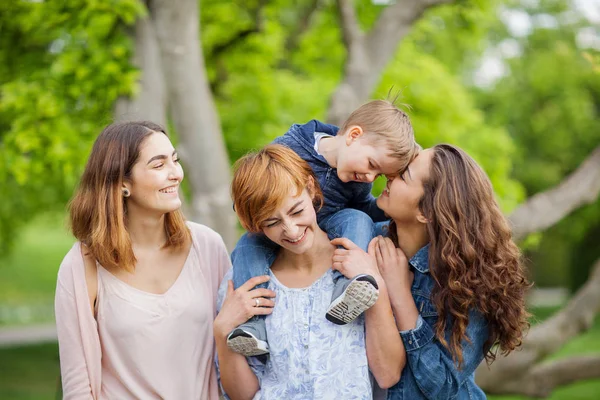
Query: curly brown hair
391 144 531 367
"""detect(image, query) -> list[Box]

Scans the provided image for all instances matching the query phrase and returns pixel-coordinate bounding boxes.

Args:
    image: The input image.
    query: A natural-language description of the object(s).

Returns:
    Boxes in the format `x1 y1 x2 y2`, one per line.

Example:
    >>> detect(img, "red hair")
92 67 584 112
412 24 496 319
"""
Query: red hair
231 144 323 233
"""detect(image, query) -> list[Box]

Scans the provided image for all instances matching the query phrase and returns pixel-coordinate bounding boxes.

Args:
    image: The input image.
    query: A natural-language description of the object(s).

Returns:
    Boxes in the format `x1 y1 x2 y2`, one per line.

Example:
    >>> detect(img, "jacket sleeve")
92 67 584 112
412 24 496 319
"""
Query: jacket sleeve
55 275 95 399
350 184 387 222
213 231 232 288
400 312 488 399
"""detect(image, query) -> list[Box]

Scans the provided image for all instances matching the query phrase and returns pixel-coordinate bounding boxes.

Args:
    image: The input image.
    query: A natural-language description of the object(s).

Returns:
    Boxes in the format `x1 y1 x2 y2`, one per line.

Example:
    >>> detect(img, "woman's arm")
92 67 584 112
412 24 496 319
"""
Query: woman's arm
55 248 98 399
214 325 259 400
214 277 276 400
330 237 405 389
55 283 94 399
373 237 419 333
364 278 405 388
396 303 487 399
377 238 487 400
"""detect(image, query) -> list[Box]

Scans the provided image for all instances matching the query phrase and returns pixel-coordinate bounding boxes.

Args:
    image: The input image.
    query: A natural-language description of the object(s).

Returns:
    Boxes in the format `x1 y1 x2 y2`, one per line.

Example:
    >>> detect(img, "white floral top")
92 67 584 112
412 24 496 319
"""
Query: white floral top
216 268 372 400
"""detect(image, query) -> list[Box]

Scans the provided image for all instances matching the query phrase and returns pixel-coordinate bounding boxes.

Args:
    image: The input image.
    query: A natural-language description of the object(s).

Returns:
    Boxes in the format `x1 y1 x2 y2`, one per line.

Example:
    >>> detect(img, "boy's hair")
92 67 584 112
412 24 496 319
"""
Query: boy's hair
231 144 324 233
340 99 419 172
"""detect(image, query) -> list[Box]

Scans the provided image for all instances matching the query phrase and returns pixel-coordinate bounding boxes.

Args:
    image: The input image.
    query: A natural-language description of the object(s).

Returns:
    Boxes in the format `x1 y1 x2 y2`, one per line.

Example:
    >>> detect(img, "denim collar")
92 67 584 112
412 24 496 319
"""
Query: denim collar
409 244 430 274
288 120 338 160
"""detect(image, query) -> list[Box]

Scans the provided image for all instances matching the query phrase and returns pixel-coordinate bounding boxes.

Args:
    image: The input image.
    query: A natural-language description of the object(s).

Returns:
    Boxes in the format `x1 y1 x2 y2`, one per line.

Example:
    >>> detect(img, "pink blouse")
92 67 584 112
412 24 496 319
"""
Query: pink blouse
55 222 231 399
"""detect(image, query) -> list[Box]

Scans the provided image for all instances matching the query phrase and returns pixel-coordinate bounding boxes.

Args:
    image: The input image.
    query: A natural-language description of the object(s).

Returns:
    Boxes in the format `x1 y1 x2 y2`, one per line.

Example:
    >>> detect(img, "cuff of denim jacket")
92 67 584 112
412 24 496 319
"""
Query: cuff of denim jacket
399 315 435 351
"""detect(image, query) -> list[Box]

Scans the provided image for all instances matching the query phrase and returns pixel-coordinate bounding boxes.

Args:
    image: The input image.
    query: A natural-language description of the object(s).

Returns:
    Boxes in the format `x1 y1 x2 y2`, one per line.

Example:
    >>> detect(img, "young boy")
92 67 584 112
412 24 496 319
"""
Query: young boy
228 99 419 357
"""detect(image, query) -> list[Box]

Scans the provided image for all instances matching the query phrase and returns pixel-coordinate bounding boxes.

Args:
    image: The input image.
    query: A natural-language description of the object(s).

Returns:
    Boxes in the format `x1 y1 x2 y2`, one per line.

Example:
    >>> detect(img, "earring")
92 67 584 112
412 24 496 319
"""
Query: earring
122 188 130 198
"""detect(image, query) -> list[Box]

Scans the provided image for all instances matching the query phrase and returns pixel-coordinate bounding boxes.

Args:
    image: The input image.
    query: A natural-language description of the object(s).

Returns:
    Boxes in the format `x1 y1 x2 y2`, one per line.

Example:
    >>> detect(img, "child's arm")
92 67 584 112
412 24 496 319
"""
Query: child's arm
350 184 387 222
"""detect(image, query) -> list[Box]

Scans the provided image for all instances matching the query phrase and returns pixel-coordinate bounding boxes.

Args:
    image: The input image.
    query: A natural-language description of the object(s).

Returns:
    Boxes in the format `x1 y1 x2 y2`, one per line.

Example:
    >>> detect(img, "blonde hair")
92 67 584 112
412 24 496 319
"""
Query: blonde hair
231 144 323 233
340 99 419 172
69 121 190 273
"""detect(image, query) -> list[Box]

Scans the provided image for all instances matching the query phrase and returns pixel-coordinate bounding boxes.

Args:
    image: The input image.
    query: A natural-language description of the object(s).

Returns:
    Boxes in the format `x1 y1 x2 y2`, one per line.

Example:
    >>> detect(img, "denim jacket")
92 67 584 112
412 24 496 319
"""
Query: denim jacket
387 245 488 400
272 120 387 222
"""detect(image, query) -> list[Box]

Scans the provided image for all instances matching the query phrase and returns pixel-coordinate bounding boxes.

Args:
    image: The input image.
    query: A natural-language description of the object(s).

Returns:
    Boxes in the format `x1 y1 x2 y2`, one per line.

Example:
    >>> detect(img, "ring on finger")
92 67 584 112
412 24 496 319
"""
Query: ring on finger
254 298 260 307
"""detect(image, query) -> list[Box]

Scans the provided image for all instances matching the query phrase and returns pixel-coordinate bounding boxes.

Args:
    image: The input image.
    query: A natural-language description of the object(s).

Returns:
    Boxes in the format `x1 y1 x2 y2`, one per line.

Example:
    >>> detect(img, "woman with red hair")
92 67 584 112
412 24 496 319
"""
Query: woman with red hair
337 144 530 399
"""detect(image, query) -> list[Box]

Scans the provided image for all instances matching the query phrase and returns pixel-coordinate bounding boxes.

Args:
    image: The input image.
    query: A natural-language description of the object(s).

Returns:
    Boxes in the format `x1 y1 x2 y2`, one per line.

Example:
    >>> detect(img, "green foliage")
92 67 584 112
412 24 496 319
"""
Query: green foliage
4 0 592 274
199 0 523 211
375 42 524 211
0 342 61 400
201 0 343 161
0 213 72 313
476 0 600 289
0 0 143 255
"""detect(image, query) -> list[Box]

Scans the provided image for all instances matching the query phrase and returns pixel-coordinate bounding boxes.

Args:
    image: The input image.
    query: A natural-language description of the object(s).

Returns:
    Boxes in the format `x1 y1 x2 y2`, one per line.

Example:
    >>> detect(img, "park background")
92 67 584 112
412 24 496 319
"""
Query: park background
1 0 599 398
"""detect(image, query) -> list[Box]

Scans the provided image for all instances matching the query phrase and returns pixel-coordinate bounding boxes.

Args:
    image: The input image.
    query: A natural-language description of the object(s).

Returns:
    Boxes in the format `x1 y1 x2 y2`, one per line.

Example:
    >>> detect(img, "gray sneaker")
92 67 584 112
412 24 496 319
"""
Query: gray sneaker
226 318 270 356
326 274 379 325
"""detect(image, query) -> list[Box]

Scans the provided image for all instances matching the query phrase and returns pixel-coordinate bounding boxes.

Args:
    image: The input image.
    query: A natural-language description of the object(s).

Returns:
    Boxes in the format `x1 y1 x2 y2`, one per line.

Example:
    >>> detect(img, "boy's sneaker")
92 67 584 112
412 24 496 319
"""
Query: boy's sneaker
226 318 270 357
326 274 379 325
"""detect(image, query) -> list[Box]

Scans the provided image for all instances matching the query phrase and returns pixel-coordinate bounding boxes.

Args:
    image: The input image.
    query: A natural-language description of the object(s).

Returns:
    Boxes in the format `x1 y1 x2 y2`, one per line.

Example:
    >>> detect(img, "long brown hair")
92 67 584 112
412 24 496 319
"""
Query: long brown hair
69 121 190 272
392 144 530 367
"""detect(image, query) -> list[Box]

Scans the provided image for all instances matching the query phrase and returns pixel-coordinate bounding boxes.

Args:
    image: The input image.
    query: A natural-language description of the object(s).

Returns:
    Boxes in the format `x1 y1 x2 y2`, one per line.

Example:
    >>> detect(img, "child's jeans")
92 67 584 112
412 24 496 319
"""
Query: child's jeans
231 209 384 290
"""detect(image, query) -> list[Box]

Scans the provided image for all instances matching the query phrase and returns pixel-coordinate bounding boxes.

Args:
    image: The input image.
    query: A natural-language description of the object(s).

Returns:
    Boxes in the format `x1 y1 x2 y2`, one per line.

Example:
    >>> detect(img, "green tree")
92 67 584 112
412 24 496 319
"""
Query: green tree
3 0 600 396
0 0 142 255
474 0 600 395
476 0 600 290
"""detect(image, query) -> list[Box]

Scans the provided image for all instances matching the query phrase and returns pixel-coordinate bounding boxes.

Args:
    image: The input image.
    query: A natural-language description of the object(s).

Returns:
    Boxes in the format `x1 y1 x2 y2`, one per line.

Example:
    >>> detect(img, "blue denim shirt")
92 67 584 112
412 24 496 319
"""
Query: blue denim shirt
388 245 488 400
272 120 386 222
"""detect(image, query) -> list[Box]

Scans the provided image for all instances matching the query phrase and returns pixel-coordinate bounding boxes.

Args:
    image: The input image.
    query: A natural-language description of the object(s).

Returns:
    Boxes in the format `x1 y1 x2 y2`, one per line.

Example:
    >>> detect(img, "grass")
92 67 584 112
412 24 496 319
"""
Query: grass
488 307 600 400
0 343 60 400
0 213 73 325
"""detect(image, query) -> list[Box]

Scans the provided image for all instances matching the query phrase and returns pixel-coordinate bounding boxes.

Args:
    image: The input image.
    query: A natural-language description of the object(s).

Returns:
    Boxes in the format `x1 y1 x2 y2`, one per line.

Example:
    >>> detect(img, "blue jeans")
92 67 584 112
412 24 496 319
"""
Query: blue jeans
231 209 382 290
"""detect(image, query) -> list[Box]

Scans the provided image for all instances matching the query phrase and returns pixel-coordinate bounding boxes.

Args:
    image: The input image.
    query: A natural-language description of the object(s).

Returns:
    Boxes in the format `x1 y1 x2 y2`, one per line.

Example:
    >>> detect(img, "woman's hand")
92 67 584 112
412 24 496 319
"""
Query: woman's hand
213 276 276 339
372 236 413 292
330 237 380 280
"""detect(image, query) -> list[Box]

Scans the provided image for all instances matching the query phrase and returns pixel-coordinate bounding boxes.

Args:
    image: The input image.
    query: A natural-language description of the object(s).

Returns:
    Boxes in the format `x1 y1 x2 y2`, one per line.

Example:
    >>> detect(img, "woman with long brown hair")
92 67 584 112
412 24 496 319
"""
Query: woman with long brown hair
55 121 230 399
335 144 530 399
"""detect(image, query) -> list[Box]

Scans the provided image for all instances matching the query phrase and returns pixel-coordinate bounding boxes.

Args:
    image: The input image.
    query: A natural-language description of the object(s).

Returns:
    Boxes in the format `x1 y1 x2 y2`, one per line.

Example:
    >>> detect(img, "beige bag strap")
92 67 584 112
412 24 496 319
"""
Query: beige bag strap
81 245 99 315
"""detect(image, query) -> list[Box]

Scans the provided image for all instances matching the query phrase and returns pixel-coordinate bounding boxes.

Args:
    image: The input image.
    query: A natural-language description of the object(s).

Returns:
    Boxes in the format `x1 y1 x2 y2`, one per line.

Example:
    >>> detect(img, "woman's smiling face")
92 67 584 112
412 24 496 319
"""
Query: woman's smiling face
124 131 184 216
377 149 433 224
260 188 319 255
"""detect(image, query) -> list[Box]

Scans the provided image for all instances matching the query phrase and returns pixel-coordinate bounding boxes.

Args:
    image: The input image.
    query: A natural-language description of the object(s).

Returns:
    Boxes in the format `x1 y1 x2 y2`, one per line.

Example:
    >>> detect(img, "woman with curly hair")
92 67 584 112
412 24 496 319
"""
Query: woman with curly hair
335 144 530 399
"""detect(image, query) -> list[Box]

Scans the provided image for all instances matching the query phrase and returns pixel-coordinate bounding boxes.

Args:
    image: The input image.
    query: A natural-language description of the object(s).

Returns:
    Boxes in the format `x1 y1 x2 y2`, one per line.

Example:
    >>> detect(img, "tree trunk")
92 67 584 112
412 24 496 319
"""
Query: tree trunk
509 144 600 241
476 257 600 395
149 0 238 249
114 14 167 127
327 0 453 125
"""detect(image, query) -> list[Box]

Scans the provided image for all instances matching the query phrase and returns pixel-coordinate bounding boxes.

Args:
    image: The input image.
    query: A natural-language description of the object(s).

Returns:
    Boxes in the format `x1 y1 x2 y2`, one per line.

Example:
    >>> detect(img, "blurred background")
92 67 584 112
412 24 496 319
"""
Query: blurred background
1 0 599 398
